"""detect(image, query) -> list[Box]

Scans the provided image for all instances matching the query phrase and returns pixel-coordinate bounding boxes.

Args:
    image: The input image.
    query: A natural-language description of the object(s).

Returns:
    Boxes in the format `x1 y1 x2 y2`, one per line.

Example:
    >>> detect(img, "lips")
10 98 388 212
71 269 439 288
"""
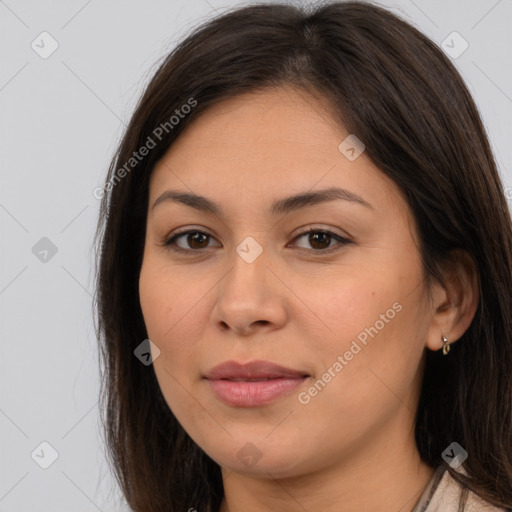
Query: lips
204 360 309 380
204 360 309 407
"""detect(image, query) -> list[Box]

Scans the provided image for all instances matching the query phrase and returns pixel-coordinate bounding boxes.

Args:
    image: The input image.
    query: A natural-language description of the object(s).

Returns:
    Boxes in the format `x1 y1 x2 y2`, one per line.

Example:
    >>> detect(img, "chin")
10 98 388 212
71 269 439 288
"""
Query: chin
209 443 310 478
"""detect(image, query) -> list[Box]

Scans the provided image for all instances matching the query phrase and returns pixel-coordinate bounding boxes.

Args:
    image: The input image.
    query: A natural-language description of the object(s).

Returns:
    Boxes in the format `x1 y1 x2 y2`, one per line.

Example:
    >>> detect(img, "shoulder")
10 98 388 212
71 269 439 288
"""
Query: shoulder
425 465 508 512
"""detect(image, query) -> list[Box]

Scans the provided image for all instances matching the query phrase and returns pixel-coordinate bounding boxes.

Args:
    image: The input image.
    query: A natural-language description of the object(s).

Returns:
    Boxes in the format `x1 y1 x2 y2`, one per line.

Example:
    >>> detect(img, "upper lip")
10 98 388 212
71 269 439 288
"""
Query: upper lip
204 360 309 380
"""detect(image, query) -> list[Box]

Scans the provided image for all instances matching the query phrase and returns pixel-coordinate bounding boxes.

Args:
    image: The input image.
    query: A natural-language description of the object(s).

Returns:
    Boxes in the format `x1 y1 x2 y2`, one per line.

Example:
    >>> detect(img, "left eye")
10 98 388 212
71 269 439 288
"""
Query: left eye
292 229 350 252
163 228 351 254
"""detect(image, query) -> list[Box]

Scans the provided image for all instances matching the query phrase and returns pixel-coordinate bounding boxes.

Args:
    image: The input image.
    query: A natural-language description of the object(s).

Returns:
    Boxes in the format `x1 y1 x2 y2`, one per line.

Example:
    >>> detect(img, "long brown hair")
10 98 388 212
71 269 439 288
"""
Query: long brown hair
93 1 512 510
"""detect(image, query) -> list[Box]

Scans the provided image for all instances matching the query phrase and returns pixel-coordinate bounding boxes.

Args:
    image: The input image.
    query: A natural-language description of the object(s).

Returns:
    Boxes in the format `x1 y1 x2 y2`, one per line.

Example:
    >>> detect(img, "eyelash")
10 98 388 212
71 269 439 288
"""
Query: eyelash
161 226 352 255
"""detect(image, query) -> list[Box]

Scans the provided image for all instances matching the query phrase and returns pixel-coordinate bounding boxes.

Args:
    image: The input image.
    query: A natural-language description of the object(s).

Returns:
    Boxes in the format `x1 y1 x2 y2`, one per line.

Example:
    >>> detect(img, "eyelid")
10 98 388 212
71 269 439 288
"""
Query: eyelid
293 224 352 241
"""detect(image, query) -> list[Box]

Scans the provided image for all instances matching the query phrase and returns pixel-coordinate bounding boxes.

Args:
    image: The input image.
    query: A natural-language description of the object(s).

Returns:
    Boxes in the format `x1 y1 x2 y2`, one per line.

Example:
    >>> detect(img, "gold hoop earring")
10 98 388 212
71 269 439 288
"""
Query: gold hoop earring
441 335 450 355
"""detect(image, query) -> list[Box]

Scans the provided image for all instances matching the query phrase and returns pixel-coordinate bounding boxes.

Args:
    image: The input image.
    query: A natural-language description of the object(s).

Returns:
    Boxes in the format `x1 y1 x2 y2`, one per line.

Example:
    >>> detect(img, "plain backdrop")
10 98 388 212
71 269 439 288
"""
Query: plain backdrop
1 0 511 510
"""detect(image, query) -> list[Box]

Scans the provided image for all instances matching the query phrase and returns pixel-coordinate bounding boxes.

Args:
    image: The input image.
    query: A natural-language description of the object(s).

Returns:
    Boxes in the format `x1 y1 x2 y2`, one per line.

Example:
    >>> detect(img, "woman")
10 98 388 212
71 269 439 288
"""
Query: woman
93 1 512 510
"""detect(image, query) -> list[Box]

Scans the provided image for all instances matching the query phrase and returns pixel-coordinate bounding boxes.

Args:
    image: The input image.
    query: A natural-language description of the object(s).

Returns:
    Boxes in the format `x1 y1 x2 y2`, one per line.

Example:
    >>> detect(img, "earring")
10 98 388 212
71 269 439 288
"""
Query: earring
441 335 450 355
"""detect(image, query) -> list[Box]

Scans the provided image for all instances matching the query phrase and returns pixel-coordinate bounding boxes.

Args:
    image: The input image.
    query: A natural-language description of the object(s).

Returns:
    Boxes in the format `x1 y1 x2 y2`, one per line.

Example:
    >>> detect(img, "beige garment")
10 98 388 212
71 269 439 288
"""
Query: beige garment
411 464 509 512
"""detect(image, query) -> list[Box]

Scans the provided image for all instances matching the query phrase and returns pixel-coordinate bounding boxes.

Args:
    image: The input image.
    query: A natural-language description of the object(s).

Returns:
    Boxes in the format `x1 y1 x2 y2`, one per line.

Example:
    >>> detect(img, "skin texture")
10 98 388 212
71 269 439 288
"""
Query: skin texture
138 86 479 512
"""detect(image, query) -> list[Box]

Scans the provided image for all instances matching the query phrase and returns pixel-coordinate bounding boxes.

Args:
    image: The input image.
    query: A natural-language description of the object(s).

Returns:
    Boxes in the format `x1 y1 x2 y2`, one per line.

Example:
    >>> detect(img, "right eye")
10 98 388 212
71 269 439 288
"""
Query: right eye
163 229 220 253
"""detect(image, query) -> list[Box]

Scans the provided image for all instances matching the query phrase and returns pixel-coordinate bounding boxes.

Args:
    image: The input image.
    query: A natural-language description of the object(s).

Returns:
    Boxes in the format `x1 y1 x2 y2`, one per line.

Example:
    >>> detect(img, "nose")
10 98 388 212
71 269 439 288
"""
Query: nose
211 242 288 336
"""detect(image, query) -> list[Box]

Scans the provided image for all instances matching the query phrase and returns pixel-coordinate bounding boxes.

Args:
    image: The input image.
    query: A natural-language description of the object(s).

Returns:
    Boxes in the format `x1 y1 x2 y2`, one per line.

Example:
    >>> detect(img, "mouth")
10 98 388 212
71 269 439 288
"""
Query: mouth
225 377 281 381
204 359 309 380
203 360 310 407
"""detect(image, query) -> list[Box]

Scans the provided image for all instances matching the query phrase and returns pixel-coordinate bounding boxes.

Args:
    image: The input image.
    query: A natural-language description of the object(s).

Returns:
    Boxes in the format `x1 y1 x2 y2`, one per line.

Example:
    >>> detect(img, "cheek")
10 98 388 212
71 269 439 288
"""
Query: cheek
139 255 208 349
301 257 425 401
299 265 405 352
138 255 222 410
139 260 207 416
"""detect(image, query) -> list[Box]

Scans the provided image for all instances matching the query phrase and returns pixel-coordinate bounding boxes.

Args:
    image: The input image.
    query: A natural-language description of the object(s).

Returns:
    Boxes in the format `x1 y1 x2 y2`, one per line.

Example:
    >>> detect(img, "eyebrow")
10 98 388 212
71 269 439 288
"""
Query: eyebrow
152 186 375 216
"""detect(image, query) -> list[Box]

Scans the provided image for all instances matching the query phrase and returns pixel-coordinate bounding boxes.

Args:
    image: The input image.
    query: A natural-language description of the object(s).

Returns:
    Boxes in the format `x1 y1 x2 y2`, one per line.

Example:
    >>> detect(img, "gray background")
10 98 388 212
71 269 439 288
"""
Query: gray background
0 0 511 510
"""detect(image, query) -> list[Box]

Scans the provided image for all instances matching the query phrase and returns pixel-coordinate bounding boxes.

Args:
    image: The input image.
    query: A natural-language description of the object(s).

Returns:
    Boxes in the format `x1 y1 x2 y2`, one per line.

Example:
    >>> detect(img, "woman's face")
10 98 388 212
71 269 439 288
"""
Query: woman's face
139 86 437 477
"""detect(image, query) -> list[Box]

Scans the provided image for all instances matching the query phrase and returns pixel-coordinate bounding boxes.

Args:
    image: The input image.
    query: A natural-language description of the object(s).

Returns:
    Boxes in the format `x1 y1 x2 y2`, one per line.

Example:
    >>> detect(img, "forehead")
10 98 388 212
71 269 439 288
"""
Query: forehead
148 86 406 219
160 87 342 160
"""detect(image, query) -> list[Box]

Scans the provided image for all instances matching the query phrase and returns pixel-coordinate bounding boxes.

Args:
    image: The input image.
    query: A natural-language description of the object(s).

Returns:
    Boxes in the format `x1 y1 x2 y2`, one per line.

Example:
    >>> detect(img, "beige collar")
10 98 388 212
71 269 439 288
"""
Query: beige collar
411 464 505 511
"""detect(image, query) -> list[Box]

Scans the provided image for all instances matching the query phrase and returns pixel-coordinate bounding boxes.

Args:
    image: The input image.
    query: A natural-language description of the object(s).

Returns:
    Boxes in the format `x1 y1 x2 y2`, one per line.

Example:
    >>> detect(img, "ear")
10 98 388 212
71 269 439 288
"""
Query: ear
425 249 479 353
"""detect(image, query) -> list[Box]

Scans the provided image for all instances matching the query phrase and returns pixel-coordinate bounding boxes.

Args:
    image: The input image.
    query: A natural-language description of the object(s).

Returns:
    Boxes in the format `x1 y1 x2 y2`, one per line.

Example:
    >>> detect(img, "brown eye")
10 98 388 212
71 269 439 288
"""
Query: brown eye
164 230 219 252
183 231 210 249
307 232 332 250
292 228 351 253
163 227 351 255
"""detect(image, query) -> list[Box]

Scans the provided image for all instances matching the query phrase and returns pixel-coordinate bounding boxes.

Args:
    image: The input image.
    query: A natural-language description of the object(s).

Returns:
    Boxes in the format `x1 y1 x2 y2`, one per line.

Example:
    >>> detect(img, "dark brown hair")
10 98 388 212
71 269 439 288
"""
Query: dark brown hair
93 1 512 510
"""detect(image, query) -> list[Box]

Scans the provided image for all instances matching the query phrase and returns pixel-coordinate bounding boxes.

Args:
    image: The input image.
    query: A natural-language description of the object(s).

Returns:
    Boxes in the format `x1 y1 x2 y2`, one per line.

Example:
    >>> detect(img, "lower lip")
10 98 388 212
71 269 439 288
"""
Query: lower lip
205 377 308 407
